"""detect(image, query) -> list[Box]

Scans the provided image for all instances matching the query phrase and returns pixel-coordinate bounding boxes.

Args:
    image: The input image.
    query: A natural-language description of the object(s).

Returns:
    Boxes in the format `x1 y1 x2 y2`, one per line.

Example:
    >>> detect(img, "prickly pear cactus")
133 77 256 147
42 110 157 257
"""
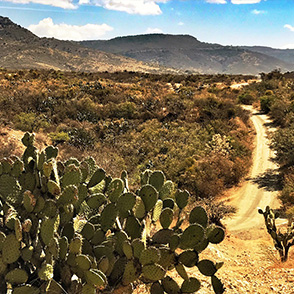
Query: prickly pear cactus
259 206 294 262
0 133 225 293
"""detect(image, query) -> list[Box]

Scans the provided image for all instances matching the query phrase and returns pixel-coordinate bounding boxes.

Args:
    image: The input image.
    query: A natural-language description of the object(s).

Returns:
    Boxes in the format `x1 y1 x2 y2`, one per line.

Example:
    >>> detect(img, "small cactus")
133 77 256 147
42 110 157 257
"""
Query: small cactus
259 206 294 262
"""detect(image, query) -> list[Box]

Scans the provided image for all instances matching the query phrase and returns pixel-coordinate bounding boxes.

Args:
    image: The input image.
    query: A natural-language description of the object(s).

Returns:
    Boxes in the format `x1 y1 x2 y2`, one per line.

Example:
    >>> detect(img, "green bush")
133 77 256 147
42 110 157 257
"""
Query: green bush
14 112 50 132
260 95 276 113
238 92 255 105
49 131 70 145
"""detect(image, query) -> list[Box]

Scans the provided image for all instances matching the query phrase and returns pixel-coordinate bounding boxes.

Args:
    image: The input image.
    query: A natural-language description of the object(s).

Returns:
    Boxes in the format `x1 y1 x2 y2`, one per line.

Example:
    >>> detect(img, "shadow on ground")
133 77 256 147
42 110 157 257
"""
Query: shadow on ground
250 169 283 192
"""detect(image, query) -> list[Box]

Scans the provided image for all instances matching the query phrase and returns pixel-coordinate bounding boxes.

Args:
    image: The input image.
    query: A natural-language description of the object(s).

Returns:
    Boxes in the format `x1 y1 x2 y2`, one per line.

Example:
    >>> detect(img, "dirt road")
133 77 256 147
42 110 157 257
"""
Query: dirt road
224 106 280 232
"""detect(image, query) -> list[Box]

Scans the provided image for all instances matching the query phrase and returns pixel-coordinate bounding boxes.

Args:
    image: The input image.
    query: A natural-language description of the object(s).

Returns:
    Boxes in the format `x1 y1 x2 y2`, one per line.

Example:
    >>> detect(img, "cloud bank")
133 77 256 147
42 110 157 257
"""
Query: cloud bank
0 0 76 9
78 0 169 15
28 17 113 41
1 0 265 14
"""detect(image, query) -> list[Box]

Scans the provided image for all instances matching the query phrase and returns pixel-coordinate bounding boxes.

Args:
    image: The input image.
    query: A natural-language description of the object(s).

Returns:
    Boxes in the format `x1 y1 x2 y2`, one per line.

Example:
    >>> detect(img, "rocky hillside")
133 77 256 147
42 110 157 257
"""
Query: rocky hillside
0 16 169 73
1 16 294 74
80 34 294 75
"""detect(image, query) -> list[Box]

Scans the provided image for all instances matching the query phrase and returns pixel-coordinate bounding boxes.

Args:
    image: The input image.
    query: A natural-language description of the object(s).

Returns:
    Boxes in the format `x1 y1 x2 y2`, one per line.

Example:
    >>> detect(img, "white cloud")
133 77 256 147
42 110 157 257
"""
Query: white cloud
281 44 294 49
231 0 262 4
145 27 163 34
0 0 76 9
284 24 294 32
206 0 227 3
28 17 113 41
178 22 184 26
79 0 169 15
251 9 266 14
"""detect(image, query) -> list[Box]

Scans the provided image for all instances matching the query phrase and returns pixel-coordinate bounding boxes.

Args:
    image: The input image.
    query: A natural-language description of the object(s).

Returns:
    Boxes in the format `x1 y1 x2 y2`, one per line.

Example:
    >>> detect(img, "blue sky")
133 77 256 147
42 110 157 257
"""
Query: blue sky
1 0 294 48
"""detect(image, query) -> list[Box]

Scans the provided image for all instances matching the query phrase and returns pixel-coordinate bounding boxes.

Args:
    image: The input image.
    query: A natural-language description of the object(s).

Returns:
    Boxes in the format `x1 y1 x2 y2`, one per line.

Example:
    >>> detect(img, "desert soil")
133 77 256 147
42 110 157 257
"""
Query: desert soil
196 106 294 294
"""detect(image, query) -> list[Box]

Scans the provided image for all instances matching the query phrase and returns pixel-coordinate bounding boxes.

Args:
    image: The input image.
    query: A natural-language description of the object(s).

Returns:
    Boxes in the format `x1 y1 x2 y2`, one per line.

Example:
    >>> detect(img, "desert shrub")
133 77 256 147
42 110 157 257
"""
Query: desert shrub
260 95 276 113
68 127 96 150
49 131 70 145
14 112 50 132
105 102 138 119
269 98 289 127
238 92 255 105
279 169 294 208
271 125 294 166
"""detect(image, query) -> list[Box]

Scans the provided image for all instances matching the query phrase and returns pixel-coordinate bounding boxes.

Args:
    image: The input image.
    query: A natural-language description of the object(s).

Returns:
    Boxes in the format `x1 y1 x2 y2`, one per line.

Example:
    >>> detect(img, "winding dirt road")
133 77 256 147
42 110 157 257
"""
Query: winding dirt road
224 106 280 232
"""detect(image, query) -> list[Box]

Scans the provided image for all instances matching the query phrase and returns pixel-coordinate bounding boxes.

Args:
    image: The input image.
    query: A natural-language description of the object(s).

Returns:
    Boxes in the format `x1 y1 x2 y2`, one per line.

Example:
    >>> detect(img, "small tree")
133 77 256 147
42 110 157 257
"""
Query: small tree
258 206 294 262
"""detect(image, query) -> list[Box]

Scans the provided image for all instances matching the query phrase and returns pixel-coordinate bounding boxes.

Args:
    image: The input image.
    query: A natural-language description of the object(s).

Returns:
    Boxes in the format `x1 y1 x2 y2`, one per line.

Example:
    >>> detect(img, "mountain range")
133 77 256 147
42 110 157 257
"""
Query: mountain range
1 16 294 75
0 16 167 73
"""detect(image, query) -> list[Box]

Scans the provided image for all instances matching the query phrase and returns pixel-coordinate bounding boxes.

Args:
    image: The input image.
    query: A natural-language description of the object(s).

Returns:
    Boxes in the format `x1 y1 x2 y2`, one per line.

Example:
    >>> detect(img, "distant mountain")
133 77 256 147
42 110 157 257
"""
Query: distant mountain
241 46 294 65
1 16 294 75
80 34 294 75
0 16 168 73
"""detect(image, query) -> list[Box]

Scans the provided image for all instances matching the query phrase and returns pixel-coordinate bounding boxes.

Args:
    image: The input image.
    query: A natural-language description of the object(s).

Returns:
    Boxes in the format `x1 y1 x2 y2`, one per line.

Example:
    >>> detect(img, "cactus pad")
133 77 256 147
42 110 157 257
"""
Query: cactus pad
107 178 124 203
159 180 174 200
87 168 106 188
150 282 164 294
179 224 205 249
0 232 6 251
40 216 58 246
189 206 208 228
57 185 78 206
122 240 133 259
12 285 39 294
0 174 21 205
212 275 225 294
153 229 174 245
175 190 189 210
76 254 92 270
42 199 58 218
69 236 83 254
87 193 106 209
133 196 146 219
197 259 217 276
152 199 163 222
181 277 201 293
162 276 181 294
142 264 166 281
45 145 58 160
207 225 225 244
23 190 36 212
178 250 198 267
2 234 20 264
158 248 175 270
139 184 158 212
100 203 118 231
61 165 82 188
175 263 189 280
140 247 160 265
125 216 142 240
47 180 61 196
21 246 34 262
162 198 175 209
81 222 95 240
122 260 139 285
149 171 165 191
160 208 174 229
117 192 136 212
132 238 145 259
0 256 7 274
85 269 106 287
